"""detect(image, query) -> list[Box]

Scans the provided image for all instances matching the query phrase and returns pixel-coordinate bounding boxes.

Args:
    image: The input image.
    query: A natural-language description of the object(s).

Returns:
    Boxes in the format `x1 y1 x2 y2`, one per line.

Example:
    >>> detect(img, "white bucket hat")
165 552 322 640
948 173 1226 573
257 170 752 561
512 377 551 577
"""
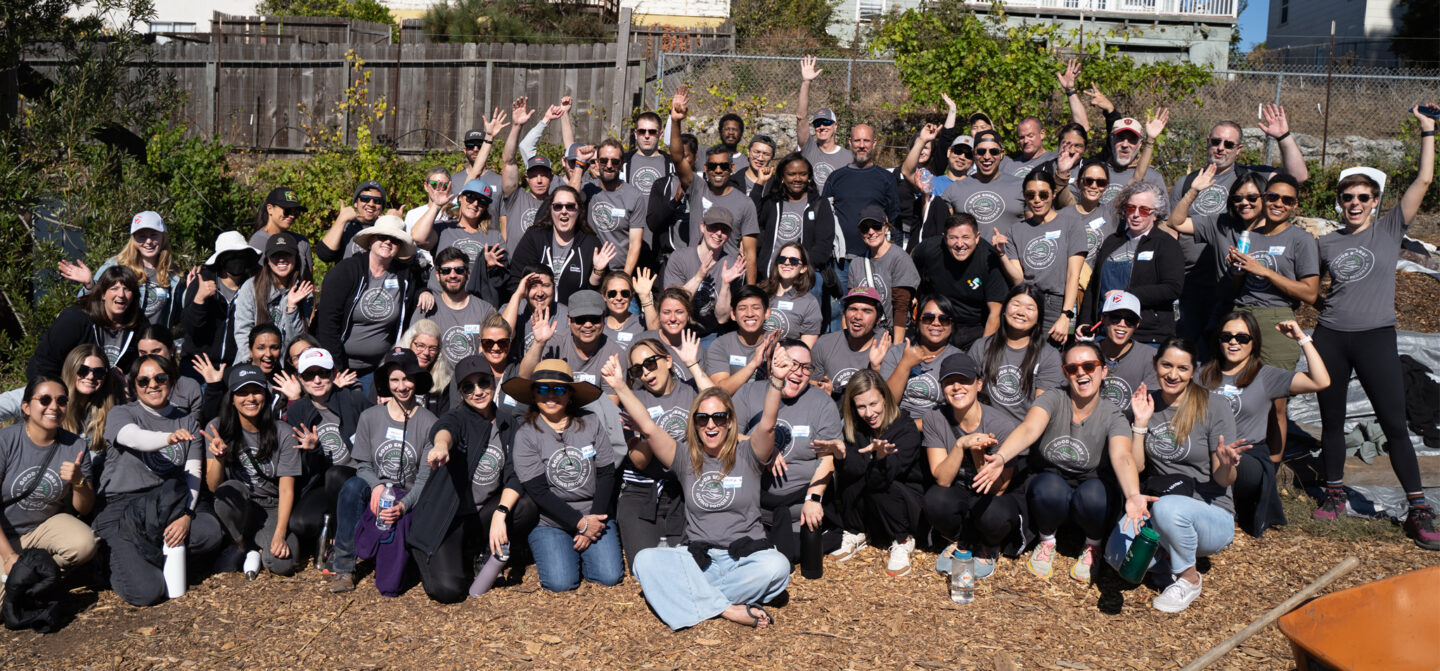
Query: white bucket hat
205 231 261 267
352 214 416 257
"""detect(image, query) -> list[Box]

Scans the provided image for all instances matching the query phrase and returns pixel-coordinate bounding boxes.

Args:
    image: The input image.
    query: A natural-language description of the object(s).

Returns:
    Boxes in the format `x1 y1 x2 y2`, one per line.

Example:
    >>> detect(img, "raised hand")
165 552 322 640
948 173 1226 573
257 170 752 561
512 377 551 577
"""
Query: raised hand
867 331 893 370
483 107 509 138
678 329 702 367
592 241 618 270
1056 57 1081 91
1259 104 1291 139
576 145 596 164
57 259 93 287
483 243 505 268
919 122 940 143
292 424 319 451
633 267 656 297
1144 107 1170 140
531 305 556 344
670 87 689 121
696 244 716 275
940 92 956 114
1056 145 1081 173
721 254 747 283
770 341 797 382
811 376 834 396
599 353 627 391
192 353 226 385
801 55 823 81
287 280 314 309
1085 85 1113 113
1130 382 1154 427
197 426 226 457
1216 435 1251 469
194 276 218 304
1191 162 1217 191
273 371 302 401
544 104 564 122
991 227 1010 252
511 96 535 125
810 438 846 460
1274 319 1306 341
335 369 358 388
59 449 86 486
559 95 574 114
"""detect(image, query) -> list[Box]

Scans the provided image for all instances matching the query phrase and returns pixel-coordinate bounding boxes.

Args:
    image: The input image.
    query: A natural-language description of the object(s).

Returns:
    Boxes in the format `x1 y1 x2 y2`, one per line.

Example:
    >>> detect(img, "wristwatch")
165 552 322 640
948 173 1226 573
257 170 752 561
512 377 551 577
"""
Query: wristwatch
1062 308 1076 319
806 492 823 503
496 504 511 516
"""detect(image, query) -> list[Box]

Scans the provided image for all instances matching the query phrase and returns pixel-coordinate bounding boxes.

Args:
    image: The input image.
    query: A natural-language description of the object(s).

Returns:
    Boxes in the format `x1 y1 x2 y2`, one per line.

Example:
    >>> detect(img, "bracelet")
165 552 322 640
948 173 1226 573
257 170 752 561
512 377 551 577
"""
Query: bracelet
1297 335 1313 347
687 361 701 369
769 378 785 391
1276 131 1292 142
1063 88 1078 97
1423 131 1437 138
496 504 510 516
578 519 589 534
1132 425 1149 435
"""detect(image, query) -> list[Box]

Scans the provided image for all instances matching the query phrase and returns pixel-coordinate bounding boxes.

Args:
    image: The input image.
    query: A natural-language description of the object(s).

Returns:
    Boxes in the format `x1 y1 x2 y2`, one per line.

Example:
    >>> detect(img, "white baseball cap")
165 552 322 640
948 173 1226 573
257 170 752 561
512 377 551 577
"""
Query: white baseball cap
297 348 335 373
131 211 165 235
1101 291 1142 318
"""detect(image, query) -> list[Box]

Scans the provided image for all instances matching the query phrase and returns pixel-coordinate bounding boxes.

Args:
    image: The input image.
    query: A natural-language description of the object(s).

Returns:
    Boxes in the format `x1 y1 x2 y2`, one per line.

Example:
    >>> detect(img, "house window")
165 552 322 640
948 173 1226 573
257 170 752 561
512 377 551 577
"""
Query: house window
858 0 886 23
1279 0 1288 24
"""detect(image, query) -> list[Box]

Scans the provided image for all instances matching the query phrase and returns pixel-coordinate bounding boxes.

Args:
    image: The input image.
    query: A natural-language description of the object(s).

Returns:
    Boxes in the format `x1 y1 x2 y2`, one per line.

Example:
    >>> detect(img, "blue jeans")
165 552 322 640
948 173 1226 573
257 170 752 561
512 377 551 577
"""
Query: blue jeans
356 372 375 398
633 546 791 630
1026 472 1114 540
1104 495 1235 575
332 476 371 575
528 520 624 592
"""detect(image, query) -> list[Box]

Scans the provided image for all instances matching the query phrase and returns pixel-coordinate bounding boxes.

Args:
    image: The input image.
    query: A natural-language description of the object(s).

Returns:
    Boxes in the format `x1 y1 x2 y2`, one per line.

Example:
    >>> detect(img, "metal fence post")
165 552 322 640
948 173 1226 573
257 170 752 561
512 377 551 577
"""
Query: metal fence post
655 50 664 110
1264 73 1283 163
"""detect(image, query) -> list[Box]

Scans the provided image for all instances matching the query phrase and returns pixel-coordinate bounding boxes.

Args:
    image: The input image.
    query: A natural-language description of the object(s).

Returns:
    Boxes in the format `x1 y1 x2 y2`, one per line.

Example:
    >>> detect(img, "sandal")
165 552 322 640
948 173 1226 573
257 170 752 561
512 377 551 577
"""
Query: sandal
743 604 773 629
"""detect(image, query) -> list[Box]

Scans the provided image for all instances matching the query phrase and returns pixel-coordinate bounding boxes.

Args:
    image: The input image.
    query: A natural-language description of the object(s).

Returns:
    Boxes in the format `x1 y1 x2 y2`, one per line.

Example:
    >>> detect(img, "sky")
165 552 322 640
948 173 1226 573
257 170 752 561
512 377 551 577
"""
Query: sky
1237 0 1270 50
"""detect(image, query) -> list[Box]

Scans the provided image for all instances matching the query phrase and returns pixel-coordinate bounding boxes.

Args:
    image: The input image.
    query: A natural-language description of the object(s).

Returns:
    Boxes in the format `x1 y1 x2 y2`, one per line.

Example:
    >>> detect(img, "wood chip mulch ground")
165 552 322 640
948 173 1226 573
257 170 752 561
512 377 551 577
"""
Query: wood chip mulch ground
2 512 1435 671
1296 271 1440 333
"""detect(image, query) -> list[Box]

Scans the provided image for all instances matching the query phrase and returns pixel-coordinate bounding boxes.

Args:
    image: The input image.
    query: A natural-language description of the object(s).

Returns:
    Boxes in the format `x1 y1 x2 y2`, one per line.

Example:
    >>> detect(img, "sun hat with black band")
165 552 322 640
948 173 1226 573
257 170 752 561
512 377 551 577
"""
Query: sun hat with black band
227 364 270 394
205 230 262 267
375 347 434 397
500 358 601 406
352 214 417 257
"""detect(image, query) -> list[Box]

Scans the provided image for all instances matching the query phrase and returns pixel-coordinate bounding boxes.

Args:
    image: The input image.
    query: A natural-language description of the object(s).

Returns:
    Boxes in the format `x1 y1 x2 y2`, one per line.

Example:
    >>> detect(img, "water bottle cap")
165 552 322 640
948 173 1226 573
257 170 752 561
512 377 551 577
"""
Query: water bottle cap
1139 526 1160 541
954 550 972 559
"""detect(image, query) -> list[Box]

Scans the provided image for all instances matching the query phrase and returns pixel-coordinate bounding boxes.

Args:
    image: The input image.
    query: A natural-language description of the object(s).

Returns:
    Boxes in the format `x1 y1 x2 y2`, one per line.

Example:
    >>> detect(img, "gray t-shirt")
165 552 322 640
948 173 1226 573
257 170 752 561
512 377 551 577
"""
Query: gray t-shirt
469 421 508 507
734 381 842 499
704 331 762 380
621 152 670 197
313 404 355 468
436 223 504 268
764 289 823 339
921 403 1019 483
685 180 760 257
351 405 439 489
1057 205 1112 268
99 402 202 496
940 174 1026 242
968 334 1065 425
1098 341 1159 412
431 297 498 368
511 412 613 529
663 245 732 332
1029 390 1129 483
582 182 647 269
1169 164 1279 271
170 375 205 425
0 424 90 536
847 244 921 330
542 333 627 395
1003 212 1088 296
881 344 964 418
346 270 402 368
1142 392 1237 514
603 314 646 351
516 301 568 353
801 139 854 194
632 380 699 444
1100 163 1168 206
1317 207 1406 331
1192 217 1319 309
672 437 768 545
501 188 545 255
208 420 303 502
809 331 876 398
1211 366 1294 449
1006 151 1058 179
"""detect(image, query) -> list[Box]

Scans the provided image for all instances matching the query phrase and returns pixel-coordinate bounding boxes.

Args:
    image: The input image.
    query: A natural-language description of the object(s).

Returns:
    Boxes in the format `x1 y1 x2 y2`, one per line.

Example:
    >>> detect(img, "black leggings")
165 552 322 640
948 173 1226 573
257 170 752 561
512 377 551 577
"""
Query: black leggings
1314 326 1423 493
836 480 924 547
411 495 539 603
290 465 357 540
923 484 1023 548
1026 473 1114 540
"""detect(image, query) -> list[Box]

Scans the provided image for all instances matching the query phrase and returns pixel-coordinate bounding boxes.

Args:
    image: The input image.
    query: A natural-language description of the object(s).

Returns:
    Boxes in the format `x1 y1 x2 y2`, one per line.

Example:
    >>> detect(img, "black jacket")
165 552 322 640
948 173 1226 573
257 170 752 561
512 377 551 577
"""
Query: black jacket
27 305 147 380
407 404 522 557
314 254 426 372
837 412 927 494
285 386 371 478
645 173 688 256
755 193 836 273
506 227 601 303
1082 228 1185 344
905 194 953 252
180 268 243 367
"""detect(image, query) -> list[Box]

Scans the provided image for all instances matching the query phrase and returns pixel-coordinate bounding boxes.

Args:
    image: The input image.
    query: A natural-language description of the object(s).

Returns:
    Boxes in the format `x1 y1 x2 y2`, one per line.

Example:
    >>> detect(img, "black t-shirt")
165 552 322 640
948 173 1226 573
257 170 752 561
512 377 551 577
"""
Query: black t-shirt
912 237 1008 327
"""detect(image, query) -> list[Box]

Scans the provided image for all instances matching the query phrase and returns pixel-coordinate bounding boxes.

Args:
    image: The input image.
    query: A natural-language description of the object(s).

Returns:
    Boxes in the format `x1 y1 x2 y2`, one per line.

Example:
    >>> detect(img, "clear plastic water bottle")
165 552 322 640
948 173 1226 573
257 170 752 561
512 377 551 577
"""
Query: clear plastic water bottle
376 483 396 530
949 549 974 604
656 536 669 548
1237 229 1252 259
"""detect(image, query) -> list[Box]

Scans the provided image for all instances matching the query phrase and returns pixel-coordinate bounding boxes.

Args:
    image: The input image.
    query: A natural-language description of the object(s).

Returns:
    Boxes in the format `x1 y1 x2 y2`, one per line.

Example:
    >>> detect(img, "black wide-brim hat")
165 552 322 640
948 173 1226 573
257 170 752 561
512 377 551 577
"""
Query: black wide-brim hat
375 347 434 397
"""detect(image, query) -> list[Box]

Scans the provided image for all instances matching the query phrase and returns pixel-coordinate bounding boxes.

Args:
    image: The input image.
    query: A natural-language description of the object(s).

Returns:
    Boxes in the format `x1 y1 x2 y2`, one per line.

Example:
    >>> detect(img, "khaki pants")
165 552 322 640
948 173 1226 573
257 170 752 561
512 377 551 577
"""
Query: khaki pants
1235 305 1301 371
1 513 98 601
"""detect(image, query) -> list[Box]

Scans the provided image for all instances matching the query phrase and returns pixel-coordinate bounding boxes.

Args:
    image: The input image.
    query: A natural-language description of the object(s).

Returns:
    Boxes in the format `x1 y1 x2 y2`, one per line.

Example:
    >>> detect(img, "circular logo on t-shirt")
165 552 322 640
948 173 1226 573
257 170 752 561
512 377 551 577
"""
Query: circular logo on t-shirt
903 373 940 407
832 367 860 392
694 278 718 318
1101 184 1123 204
1042 435 1091 472
545 447 591 491
763 309 794 338
632 166 662 195
1022 235 1059 271
774 419 795 459
9 466 62 512
964 190 1007 226
377 439 418 482
1100 376 1133 411
472 443 504 488
359 287 396 321
1085 223 1105 256
989 364 1025 406
1014 164 1036 179
656 407 689 442
317 423 347 463
268 304 285 325
1147 421 1189 462
240 450 273 482
1330 246 1375 283
1194 184 1229 216
1242 252 1279 294
692 470 735 511
103 344 123 367
589 200 620 233
776 211 803 244
1108 248 1136 265
442 325 475 364
141 443 185 476
454 238 484 264
813 163 836 190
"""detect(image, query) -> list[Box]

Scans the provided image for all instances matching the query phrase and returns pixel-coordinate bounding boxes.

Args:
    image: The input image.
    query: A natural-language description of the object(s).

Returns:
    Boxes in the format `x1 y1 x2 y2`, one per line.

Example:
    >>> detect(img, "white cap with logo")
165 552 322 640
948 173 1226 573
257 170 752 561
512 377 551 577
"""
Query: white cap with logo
297 347 335 373
131 211 165 235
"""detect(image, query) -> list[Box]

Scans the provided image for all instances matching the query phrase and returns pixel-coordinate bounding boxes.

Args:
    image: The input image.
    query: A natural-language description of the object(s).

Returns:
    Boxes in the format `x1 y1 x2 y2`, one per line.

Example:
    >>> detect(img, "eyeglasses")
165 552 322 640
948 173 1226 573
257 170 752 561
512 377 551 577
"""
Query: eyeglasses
1080 176 1109 188
1263 193 1298 207
1218 331 1254 345
628 354 667 378
692 411 731 428
572 315 603 326
596 157 622 166
458 375 496 396
32 394 68 408
705 162 733 172
1062 361 1101 377
1106 312 1140 327
300 370 333 382
790 362 815 375
427 180 451 190
551 202 578 212
136 373 171 388
411 343 440 355
481 338 510 350
919 312 953 325
975 147 1004 157
1123 204 1156 218
1230 193 1261 204
606 289 632 300
634 128 659 136
1339 192 1374 204
1023 190 1053 200
533 384 570 397
812 120 835 128
76 364 105 380
357 195 384 205
437 266 468 276
776 255 803 267
1208 137 1239 150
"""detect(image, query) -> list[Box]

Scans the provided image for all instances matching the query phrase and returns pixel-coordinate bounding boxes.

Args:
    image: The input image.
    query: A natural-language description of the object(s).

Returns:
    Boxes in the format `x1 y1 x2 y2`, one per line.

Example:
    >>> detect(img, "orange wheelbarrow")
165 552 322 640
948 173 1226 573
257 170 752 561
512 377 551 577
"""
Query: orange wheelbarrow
1278 565 1440 671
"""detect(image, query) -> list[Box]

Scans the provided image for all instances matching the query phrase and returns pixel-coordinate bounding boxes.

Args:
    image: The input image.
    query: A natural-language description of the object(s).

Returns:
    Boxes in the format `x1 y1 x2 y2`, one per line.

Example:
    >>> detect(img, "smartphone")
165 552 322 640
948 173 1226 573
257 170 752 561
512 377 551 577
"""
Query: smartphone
1417 104 1440 119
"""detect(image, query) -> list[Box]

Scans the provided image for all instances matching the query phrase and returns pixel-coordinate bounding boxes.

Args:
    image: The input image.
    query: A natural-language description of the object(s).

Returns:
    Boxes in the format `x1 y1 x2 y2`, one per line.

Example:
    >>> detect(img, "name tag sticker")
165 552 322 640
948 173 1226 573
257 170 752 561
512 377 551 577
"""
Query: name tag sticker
580 444 596 459
777 300 794 310
722 476 743 489
504 396 517 406
155 288 170 298
385 427 404 441
1221 384 1241 396
1268 245 1286 255
793 425 811 438
575 373 597 384
729 354 747 366
647 405 663 419
1088 217 1106 229
463 324 480 335
1044 230 1062 239
807 211 815 220
383 278 399 289
617 331 633 342
611 207 626 218
1137 251 1155 261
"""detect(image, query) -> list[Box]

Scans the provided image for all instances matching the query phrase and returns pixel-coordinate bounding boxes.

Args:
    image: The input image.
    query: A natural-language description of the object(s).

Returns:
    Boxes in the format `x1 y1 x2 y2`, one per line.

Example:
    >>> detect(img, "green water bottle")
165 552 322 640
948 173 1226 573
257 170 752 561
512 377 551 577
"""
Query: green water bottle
1118 526 1161 584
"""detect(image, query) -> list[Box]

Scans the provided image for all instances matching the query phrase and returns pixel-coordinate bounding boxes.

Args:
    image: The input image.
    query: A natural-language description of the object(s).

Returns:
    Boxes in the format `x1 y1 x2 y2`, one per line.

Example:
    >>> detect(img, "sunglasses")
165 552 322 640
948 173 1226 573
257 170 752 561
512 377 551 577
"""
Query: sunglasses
919 312 953 325
1218 331 1254 345
461 193 491 204
858 221 886 234
357 195 384 205
1339 192 1374 204
776 255 803 267
373 235 400 246
596 157 622 166
551 202 578 212
705 162 733 172
136 373 171 388
692 411 731 428
1208 137 1239 150
464 142 485 150
1123 204 1156 218
634 128 659 136
606 289 632 300
1230 193 1261 204
458 375 497 396
628 354 667 378
427 179 451 190
533 384 571 397
572 315 603 326
1062 361 1101 377
975 147 1004 157
281 207 303 218
76 364 106 380
481 338 510 350
1263 193 1298 207
812 120 835 128
1023 190 1053 200
1106 312 1140 327
1080 176 1109 188
953 149 974 159
300 370 333 382
32 394 68 408
437 266 468 276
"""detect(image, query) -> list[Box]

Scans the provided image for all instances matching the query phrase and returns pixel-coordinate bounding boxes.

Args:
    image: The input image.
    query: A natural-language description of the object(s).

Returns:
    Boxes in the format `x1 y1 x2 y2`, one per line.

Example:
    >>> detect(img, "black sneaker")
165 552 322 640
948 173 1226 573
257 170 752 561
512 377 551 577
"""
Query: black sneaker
1403 506 1440 551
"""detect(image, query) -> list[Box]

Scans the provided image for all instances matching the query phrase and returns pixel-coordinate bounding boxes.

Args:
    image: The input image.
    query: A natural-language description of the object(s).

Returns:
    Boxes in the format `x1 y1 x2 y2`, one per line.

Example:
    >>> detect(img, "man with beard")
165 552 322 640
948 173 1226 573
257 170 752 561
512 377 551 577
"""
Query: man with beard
450 123 504 198
318 181 388 263
498 97 554 256
821 124 899 332
522 290 626 396
689 113 749 176
939 132 1028 245
573 140 647 275
669 88 760 264
794 55 855 194
621 111 672 198
810 287 888 401
427 247 498 372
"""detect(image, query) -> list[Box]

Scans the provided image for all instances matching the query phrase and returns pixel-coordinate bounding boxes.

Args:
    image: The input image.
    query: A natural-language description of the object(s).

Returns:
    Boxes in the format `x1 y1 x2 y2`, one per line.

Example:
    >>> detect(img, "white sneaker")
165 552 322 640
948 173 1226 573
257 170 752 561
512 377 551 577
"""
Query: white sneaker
830 531 868 561
885 536 915 577
1152 575 1203 613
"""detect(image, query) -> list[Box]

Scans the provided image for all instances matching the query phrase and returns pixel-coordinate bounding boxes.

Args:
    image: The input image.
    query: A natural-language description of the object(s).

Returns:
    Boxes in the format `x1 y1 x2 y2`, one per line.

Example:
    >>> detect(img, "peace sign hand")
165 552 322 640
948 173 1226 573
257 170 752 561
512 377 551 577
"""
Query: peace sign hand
198 426 227 457
1216 435 1252 469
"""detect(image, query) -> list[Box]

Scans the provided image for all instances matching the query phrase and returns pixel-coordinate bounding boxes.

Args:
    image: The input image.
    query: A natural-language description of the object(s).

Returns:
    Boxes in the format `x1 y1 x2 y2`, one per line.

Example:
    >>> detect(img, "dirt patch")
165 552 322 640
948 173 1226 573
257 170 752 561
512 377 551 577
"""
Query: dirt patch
1296 271 1440 333
2 518 1433 670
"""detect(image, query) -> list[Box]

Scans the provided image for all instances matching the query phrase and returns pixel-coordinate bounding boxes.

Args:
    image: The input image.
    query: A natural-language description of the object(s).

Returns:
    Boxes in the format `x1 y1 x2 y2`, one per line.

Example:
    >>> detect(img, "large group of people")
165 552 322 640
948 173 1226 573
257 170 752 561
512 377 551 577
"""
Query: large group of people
3 56 1435 631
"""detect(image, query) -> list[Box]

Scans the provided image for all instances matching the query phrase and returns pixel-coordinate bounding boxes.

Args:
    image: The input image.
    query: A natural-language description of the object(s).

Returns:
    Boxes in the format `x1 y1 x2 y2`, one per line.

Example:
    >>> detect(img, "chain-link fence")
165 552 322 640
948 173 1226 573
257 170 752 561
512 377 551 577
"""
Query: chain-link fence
650 51 1440 173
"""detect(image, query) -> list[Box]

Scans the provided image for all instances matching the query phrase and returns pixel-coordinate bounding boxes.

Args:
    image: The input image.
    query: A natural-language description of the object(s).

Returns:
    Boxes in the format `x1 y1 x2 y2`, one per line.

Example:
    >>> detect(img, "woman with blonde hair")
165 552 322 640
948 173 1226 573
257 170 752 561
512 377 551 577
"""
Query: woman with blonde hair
58 211 181 329
59 345 123 450
397 318 453 414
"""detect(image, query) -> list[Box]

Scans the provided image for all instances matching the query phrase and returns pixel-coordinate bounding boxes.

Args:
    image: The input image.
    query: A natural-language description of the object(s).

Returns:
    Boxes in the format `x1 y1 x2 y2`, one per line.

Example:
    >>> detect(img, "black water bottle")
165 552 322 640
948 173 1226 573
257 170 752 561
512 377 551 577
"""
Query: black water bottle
800 524 824 579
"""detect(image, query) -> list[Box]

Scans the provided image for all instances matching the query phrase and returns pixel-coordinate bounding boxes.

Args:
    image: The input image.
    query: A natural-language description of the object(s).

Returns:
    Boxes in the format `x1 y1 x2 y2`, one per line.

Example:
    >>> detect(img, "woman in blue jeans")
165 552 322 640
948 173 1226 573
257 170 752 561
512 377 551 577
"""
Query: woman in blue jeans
1105 338 1247 613
504 359 622 592
601 345 791 630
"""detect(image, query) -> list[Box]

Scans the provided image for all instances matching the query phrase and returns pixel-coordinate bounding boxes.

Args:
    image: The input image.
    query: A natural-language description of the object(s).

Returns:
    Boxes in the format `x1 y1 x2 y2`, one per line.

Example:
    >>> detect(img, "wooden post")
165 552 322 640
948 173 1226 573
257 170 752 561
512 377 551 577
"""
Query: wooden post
459 42 477 139
611 8 633 139
210 15 222 137
390 24 402 146
1320 20 1335 170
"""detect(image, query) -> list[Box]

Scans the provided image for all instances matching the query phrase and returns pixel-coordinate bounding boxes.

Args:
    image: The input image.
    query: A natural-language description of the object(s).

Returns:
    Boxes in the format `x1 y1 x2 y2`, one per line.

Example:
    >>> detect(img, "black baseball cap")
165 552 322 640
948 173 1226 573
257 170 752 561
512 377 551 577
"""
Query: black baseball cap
938 353 981 383
227 364 269 394
464 129 486 144
353 181 387 201
264 231 299 259
264 187 305 211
